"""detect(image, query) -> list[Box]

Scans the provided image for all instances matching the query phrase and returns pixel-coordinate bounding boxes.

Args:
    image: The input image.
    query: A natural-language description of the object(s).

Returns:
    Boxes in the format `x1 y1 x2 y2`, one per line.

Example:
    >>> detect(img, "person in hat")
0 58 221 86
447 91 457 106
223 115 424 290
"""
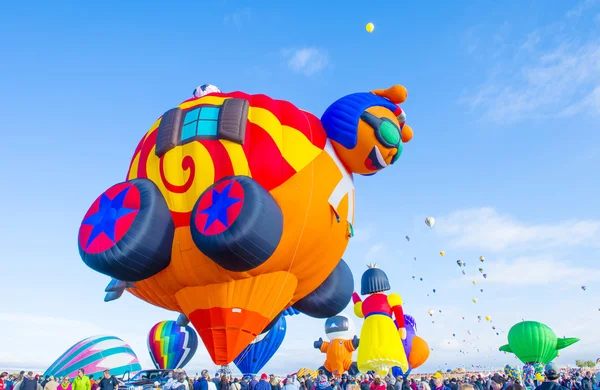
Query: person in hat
255 376 270 390
490 374 506 390
352 264 408 375
534 363 568 390
432 373 450 390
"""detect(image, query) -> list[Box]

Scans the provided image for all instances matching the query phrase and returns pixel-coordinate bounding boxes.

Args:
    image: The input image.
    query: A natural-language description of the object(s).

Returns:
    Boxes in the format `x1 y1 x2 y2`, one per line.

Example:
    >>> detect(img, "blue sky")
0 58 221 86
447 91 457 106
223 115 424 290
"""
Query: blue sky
1 0 600 375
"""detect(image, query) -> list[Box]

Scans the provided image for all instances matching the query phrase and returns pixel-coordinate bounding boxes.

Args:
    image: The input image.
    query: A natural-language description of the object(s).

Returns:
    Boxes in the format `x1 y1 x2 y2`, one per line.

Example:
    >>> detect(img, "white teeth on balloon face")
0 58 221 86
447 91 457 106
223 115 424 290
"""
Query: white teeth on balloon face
374 147 388 168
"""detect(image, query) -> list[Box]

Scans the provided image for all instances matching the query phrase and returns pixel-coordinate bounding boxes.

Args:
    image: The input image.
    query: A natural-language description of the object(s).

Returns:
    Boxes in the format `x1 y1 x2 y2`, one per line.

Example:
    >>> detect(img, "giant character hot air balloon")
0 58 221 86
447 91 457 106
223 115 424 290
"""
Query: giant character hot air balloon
391 315 430 377
352 264 408 375
148 320 199 369
499 321 579 364
44 335 141 379
233 314 287 375
77 85 414 365
314 313 360 377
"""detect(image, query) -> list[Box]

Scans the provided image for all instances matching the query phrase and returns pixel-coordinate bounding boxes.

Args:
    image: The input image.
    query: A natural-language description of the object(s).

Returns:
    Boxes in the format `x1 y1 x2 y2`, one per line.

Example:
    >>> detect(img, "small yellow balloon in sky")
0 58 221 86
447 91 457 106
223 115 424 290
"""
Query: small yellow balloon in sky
366 22 374 33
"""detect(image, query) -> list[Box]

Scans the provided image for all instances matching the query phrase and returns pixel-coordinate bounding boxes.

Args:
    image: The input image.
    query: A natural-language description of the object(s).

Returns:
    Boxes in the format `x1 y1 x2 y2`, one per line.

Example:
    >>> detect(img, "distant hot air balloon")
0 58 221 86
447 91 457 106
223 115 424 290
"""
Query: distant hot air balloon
425 217 435 228
366 23 374 33
440 251 445 257
405 236 410 241
148 320 199 369
483 274 487 279
420 277 423 281
472 280 476 285
479 256 485 262
428 309 434 316
433 289 436 293
485 316 491 322
234 315 287 375
479 268 483 273
582 286 587 291
480 289 484 292
477 316 482 321
472 298 478 303
456 260 463 267
44 335 141 379
439 309 442 313
412 276 415 280
414 257 417 261
462 270 466 275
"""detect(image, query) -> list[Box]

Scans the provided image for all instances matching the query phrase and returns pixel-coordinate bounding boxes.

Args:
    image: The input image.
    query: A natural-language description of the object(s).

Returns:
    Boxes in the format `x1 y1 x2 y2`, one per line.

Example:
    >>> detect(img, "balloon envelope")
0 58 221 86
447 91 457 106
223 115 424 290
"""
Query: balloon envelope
148 321 199 369
234 315 287 375
366 23 374 33
44 335 141 379
499 321 579 364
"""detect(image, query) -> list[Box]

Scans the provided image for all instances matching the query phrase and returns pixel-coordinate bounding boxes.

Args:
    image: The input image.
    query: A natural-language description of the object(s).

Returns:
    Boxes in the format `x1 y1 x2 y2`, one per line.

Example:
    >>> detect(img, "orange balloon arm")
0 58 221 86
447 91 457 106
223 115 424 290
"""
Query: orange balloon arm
320 341 330 353
343 339 356 353
392 304 405 328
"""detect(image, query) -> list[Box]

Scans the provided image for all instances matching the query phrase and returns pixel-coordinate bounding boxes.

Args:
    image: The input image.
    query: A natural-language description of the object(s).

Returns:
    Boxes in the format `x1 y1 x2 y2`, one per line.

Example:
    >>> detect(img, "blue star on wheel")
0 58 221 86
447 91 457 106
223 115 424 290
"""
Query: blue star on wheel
82 186 138 248
198 182 241 231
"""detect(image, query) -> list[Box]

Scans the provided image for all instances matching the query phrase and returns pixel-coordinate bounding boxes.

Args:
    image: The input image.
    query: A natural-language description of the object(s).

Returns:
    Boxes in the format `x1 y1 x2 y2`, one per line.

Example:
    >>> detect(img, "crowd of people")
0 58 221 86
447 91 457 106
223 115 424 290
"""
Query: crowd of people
0 369 122 390
1 363 598 390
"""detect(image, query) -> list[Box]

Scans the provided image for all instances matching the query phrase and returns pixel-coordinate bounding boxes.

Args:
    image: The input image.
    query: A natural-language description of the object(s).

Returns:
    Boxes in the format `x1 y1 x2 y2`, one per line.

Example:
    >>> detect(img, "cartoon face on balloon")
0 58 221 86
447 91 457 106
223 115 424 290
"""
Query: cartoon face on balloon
322 86 413 175
324 314 356 341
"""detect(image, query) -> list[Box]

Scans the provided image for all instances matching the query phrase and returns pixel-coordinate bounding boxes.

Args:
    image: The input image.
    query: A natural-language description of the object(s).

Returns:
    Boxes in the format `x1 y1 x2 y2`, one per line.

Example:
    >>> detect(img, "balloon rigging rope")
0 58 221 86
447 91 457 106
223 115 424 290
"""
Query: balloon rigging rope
235 127 316 369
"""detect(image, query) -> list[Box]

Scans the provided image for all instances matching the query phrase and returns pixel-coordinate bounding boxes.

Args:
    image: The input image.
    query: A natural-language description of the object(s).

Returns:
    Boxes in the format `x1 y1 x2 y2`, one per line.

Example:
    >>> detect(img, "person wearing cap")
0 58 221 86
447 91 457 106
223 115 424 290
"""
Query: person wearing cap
432 374 450 390
253 376 270 390
534 363 568 390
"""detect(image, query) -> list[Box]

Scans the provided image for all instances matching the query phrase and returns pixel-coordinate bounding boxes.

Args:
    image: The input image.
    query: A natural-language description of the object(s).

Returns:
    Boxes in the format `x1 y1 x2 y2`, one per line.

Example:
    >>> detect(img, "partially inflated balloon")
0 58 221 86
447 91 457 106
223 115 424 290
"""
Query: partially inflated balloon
148 321 198 369
366 23 374 33
234 315 287 375
499 321 579 364
44 335 141 379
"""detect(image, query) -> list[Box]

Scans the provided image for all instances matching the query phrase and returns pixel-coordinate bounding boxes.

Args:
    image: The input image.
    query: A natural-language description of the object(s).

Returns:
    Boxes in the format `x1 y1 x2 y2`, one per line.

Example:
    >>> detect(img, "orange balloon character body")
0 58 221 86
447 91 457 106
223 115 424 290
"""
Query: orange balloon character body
314 314 359 376
78 87 413 365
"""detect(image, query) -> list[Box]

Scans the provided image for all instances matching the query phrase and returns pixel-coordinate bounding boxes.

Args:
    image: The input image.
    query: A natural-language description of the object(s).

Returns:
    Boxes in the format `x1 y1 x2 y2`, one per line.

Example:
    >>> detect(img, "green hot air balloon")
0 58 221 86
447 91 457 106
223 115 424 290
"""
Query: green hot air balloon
499 321 579 364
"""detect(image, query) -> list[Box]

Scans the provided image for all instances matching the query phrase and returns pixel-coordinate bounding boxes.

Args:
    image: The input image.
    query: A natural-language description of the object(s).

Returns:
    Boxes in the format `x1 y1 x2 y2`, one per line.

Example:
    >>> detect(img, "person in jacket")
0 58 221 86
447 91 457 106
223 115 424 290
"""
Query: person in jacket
239 378 249 390
73 370 91 390
283 377 297 390
97 371 118 390
433 374 450 390
249 377 258 390
44 377 58 390
582 373 593 390
58 378 71 390
219 377 229 390
535 363 569 390
19 373 38 390
254 375 270 390
195 371 209 390
370 376 386 390
269 376 280 390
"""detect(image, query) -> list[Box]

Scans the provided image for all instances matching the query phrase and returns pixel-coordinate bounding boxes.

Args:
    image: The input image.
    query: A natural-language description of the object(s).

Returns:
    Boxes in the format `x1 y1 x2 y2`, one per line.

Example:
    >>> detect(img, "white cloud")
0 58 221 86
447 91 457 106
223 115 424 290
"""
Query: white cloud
566 0 599 18
224 8 251 28
520 31 541 51
282 48 329 76
463 3 600 123
436 207 600 252
483 255 600 286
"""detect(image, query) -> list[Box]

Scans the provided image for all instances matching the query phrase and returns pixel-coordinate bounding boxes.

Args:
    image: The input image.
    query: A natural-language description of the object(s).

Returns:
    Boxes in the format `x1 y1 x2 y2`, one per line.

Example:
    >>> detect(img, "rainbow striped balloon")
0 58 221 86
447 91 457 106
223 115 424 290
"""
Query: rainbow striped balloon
148 320 199 369
44 335 141 379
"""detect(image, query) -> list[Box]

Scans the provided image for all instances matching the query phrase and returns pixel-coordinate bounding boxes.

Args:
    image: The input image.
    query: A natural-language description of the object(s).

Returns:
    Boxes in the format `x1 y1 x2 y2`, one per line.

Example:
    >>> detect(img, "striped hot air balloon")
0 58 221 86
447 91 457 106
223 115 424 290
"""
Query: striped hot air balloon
44 335 141 379
148 320 199 369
